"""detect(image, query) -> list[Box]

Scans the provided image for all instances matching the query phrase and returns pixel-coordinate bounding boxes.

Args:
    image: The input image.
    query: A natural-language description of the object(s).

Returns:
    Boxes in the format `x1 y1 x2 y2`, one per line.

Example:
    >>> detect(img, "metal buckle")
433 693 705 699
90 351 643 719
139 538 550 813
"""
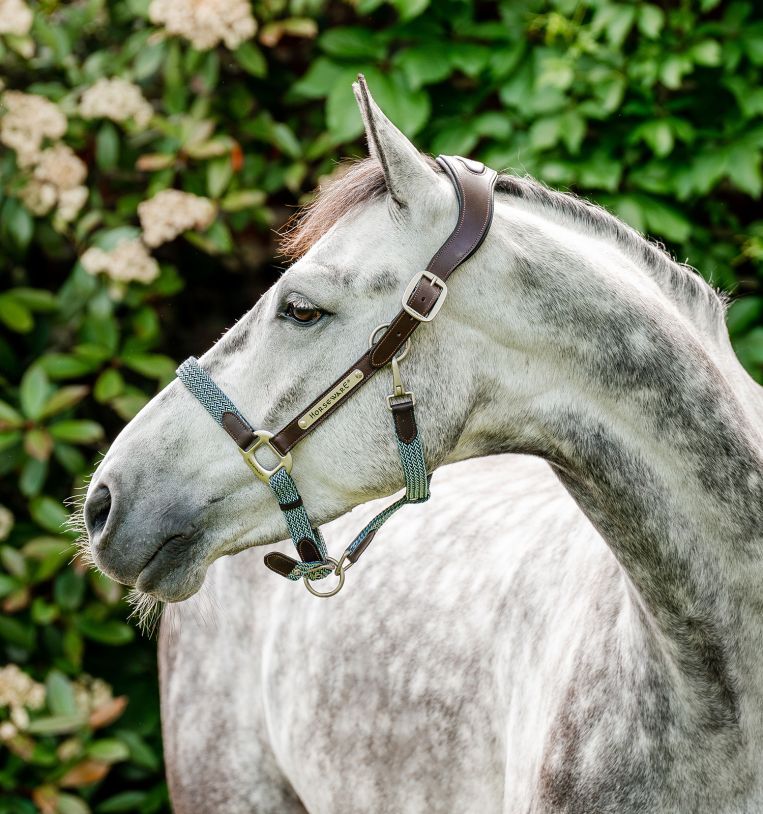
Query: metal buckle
240 430 292 482
401 270 447 323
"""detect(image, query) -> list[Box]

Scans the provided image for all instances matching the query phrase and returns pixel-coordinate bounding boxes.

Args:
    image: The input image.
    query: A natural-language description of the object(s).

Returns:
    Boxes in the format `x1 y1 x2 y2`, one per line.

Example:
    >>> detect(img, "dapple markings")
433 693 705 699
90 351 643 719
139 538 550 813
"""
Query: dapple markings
83 78 763 812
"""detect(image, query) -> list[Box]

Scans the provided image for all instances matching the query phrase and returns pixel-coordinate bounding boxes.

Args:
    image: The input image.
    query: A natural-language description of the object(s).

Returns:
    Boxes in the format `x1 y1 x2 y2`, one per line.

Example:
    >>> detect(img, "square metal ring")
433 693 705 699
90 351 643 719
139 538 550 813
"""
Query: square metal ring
240 430 292 482
401 270 448 323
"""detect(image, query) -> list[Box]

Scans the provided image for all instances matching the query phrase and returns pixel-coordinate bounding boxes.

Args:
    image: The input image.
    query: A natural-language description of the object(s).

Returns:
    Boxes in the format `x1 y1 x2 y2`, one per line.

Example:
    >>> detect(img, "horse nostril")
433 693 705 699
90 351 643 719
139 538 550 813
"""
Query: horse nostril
85 484 112 544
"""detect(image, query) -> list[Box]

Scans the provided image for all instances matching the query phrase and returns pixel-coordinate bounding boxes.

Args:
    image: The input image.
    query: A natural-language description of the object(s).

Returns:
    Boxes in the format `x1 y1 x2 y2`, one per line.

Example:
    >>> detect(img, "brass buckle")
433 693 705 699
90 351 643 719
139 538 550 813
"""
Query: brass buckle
240 430 292 482
401 270 447 322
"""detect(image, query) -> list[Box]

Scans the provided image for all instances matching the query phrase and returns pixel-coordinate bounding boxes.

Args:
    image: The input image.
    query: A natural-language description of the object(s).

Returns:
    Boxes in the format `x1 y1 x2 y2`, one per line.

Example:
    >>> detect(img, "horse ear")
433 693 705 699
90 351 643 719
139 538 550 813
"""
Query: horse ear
352 74 438 207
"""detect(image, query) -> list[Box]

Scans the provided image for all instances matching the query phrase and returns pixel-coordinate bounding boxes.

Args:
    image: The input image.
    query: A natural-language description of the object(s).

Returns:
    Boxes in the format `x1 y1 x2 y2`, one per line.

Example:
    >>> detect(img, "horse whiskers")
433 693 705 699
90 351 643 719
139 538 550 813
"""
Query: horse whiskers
127 588 164 636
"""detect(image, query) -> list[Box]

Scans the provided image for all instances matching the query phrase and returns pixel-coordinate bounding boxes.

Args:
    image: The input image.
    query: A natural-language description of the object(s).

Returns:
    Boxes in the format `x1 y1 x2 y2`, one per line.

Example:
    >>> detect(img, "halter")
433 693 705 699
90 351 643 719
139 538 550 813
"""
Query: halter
177 155 497 597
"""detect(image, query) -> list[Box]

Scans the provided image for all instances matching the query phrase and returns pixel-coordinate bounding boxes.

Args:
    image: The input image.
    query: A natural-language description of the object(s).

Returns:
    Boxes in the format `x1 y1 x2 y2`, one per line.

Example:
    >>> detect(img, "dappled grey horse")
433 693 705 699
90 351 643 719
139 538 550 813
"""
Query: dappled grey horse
83 77 763 812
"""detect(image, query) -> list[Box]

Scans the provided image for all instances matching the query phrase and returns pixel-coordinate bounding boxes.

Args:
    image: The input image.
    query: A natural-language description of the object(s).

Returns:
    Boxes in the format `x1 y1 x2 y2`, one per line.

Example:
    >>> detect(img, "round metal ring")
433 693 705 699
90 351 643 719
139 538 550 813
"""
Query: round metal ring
368 323 411 362
303 557 345 598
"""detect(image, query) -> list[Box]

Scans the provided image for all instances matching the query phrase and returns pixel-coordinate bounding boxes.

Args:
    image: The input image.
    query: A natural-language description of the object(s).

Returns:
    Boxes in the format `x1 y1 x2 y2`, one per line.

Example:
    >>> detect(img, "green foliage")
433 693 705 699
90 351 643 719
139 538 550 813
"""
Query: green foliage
1 0 761 811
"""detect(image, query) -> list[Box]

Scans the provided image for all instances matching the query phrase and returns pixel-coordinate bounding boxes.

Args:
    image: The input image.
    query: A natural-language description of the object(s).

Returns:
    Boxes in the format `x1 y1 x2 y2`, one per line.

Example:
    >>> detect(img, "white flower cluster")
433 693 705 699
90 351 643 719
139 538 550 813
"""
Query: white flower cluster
0 91 89 222
138 189 216 248
79 77 153 129
20 143 89 222
0 664 45 738
148 0 256 50
0 0 33 36
0 90 66 168
81 238 160 285
73 675 113 715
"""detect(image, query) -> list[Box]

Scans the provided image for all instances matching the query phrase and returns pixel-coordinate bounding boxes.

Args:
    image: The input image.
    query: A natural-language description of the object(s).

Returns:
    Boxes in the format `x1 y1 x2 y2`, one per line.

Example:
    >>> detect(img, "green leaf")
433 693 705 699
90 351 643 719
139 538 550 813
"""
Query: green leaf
1 197 34 253
29 495 70 534
47 670 78 716
220 190 266 212
96 123 120 171
725 144 762 197
691 40 722 67
20 457 47 497
396 46 451 89
39 353 100 380
49 420 104 444
121 353 176 379
291 57 344 99
529 116 562 151
54 569 85 611
111 393 149 421
0 575 19 599
87 739 131 763
638 5 664 38
9 287 57 312
0 294 33 333
726 297 762 336
97 792 149 813
94 369 124 403
0 546 27 579
206 156 234 198
0 615 35 649
24 428 53 461
26 715 86 736
20 366 51 420
55 794 90 814
320 28 384 60
77 618 135 645
392 0 430 20
0 400 23 427
39 386 90 420
234 42 267 77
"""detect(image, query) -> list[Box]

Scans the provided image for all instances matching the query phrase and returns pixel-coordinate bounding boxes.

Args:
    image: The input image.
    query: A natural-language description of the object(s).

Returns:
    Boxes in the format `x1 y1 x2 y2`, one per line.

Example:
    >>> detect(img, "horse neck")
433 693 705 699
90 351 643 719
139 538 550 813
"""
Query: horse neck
451 200 763 718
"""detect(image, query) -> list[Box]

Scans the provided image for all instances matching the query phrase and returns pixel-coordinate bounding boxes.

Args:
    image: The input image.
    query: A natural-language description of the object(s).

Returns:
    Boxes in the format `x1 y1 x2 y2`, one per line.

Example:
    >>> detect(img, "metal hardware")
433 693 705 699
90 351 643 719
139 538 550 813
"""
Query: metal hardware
401 270 448 322
386 356 415 410
303 557 345 598
296 369 364 430
240 430 293 482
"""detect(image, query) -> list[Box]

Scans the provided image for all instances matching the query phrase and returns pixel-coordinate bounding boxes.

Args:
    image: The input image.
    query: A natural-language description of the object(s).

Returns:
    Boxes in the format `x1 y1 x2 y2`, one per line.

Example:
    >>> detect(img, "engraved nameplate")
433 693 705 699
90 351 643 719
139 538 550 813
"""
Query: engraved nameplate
297 369 364 430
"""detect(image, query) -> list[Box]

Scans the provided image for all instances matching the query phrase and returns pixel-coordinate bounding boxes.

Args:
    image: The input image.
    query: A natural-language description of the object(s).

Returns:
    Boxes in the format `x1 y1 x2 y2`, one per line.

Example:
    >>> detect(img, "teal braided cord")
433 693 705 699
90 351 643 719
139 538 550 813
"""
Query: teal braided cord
269 469 330 581
176 357 247 427
344 434 430 558
399 435 429 502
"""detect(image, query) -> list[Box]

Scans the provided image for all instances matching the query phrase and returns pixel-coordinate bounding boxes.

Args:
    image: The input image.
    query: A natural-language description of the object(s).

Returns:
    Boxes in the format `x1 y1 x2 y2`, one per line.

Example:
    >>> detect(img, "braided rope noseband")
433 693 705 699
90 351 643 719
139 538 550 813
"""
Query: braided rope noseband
176 155 497 597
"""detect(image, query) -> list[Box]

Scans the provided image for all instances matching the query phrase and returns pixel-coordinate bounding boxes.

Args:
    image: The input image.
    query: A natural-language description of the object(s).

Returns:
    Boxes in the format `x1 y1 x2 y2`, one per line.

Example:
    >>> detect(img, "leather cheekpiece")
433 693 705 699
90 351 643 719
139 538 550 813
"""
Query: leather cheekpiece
270 155 497 457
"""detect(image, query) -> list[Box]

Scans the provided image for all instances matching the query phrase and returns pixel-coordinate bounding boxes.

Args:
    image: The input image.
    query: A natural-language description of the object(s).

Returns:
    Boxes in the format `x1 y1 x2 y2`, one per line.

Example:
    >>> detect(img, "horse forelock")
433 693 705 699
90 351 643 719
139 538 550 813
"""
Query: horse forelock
278 158 388 260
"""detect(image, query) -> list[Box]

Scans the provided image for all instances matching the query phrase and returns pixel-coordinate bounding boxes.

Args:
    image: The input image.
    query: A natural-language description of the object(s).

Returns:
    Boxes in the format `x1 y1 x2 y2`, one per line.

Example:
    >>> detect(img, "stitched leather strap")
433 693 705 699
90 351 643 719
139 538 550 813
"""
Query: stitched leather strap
271 155 497 456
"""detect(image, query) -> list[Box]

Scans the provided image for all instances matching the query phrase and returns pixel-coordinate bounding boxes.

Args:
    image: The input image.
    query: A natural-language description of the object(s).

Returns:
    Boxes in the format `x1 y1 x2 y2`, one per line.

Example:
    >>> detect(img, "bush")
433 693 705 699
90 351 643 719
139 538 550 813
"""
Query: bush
0 0 761 811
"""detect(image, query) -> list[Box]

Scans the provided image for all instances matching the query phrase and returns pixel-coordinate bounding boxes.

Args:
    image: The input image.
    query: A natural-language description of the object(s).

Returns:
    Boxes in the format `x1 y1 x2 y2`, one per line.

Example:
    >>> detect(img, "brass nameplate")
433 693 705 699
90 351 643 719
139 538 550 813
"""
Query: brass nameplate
297 369 364 430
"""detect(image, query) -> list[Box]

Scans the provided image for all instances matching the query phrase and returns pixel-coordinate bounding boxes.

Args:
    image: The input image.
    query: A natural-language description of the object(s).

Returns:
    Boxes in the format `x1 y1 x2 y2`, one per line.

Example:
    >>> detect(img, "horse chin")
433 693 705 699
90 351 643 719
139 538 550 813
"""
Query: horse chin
133 541 208 603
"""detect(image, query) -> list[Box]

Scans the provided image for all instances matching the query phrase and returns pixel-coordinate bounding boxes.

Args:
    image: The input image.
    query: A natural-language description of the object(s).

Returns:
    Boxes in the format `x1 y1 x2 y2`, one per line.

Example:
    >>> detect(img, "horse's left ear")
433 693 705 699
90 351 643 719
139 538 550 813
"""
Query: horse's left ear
353 74 438 207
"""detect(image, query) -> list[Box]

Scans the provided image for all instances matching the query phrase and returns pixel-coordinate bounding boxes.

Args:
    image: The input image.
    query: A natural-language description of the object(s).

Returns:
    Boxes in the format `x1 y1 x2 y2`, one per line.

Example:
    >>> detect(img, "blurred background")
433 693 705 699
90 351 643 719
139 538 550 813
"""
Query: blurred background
0 0 761 811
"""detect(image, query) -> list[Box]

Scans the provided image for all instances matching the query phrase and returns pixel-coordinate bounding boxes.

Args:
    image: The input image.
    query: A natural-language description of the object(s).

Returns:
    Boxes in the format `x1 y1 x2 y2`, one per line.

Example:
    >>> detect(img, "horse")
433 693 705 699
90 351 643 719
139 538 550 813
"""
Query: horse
82 76 763 812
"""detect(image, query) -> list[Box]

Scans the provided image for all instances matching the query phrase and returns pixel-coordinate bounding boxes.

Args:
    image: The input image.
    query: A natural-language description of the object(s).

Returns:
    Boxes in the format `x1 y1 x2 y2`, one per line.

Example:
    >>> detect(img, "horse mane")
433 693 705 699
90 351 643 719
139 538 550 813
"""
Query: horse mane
279 157 726 333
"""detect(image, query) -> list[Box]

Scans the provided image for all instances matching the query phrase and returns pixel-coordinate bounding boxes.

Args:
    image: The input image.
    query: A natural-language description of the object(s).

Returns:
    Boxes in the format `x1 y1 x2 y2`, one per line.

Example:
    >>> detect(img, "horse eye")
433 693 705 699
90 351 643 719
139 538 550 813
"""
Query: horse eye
284 302 324 325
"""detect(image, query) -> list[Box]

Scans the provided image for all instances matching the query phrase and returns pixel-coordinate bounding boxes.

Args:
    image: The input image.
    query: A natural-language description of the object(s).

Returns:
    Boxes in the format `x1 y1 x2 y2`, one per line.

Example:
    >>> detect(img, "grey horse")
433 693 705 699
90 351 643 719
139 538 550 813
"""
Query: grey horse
84 78 763 812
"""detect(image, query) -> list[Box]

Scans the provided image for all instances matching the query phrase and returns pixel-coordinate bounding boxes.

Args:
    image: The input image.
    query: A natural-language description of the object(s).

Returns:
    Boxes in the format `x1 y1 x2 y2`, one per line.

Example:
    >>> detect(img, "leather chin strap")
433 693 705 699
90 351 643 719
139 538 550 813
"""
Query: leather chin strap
176 155 497 596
